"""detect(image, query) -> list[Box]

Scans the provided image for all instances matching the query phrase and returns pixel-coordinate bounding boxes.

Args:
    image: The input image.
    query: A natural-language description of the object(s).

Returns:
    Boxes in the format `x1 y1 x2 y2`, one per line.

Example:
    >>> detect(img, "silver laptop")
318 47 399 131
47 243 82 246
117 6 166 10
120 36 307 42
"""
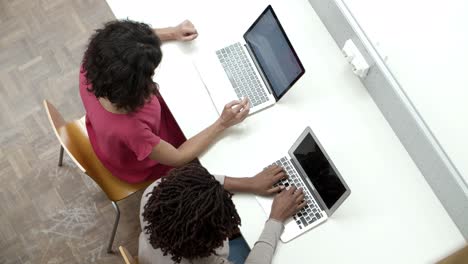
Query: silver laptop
193 5 305 115
256 127 351 242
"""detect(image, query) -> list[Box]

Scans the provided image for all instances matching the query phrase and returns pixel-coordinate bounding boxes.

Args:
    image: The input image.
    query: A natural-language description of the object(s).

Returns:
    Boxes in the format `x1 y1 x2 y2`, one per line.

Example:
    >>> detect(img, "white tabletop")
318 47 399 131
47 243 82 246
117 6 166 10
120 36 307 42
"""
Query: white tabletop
106 0 465 262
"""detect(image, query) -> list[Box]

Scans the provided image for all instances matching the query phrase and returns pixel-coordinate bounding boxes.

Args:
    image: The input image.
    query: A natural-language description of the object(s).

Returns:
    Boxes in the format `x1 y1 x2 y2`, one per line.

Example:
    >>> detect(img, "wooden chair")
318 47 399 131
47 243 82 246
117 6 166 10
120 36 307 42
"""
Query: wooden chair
43 100 153 253
119 246 138 264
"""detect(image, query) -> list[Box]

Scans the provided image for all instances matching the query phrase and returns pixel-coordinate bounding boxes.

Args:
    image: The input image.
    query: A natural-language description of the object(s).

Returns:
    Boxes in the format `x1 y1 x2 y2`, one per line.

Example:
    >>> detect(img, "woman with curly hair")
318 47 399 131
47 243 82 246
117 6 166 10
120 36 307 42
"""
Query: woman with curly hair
139 163 305 264
80 19 250 183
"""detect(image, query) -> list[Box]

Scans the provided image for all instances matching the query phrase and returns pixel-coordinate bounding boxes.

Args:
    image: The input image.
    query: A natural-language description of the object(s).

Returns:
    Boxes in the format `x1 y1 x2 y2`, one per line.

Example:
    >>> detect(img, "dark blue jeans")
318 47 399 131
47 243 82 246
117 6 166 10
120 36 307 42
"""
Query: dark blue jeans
227 236 251 264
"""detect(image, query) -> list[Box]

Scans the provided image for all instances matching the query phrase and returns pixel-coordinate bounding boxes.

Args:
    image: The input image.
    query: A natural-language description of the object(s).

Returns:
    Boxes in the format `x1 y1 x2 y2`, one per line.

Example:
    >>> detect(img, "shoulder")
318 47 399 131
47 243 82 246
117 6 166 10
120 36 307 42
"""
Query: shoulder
140 181 162 215
139 180 162 228
125 96 162 132
123 116 158 140
142 180 161 203
136 95 161 116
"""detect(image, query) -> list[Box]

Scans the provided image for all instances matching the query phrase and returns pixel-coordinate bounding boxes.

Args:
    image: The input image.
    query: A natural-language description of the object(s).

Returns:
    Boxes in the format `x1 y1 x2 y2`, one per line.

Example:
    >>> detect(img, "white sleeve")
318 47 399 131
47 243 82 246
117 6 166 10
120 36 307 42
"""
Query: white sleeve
244 219 284 264
214 174 226 185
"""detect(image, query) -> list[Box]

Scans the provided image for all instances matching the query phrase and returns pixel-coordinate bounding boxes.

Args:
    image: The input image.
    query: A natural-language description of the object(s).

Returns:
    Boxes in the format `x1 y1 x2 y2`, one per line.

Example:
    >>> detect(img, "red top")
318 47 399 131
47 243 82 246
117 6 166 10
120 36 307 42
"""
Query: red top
79 68 186 183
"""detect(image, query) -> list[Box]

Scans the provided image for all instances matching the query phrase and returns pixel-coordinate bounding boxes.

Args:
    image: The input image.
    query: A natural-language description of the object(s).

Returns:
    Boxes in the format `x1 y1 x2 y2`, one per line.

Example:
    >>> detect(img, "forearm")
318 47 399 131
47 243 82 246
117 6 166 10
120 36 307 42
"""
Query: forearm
153 27 177 41
224 177 254 193
175 119 225 166
244 219 284 264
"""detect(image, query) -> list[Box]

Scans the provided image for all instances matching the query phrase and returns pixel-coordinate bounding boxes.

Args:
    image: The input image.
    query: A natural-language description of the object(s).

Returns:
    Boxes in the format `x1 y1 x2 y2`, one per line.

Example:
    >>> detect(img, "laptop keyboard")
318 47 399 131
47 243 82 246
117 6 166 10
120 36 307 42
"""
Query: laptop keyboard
271 157 323 229
216 43 269 107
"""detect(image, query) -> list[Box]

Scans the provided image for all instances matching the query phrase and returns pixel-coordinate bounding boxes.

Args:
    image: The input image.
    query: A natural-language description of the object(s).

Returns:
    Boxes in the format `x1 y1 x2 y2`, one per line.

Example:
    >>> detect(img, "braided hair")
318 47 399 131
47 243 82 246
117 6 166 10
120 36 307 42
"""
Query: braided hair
142 163 241 263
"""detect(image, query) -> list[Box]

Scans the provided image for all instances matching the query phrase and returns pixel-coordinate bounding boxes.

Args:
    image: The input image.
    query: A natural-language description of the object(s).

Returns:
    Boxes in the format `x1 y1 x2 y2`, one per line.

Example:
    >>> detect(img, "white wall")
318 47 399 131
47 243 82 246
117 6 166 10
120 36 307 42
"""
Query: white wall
343 0 468 184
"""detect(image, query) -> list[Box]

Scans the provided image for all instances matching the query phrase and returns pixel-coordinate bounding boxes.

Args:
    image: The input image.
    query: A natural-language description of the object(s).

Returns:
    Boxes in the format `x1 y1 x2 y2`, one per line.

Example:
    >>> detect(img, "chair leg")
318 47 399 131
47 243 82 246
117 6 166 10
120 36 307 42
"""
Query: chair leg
58 146 64 167
107 201 120 253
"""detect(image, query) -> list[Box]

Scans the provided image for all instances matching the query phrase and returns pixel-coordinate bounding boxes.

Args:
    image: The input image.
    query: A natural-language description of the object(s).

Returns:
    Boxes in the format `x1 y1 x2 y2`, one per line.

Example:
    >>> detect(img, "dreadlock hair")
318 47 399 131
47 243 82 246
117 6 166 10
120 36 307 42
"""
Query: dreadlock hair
142 163 241 263
82 19 162 112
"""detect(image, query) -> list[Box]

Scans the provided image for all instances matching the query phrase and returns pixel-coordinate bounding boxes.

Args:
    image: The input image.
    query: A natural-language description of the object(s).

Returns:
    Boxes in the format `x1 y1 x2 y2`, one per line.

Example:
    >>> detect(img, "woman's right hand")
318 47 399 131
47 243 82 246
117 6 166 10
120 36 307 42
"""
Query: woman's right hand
218 98 250 129
269 186 306 222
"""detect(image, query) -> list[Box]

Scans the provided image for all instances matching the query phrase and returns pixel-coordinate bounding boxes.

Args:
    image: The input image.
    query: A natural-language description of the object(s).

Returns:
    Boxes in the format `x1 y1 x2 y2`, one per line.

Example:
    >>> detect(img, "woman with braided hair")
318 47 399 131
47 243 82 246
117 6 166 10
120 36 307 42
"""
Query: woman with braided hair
139 163 306 264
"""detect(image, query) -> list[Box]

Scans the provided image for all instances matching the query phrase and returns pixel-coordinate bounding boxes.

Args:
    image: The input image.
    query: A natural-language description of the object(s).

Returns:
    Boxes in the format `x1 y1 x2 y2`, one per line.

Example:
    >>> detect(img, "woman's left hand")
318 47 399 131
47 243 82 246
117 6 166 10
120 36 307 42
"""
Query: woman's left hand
249 165 287 196
174 20 198 41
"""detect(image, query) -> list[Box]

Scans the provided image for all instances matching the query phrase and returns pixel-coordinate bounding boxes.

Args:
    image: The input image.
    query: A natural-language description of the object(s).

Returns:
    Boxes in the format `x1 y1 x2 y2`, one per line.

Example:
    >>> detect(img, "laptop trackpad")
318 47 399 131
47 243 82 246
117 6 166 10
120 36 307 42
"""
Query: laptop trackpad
256 195 273 217
193 52 239 115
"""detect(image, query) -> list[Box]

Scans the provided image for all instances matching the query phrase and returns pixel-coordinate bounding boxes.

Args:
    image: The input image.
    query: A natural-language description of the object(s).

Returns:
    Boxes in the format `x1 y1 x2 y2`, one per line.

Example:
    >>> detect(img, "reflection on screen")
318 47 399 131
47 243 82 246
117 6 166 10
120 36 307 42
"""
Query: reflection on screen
244 8 303 97
293 134 346 209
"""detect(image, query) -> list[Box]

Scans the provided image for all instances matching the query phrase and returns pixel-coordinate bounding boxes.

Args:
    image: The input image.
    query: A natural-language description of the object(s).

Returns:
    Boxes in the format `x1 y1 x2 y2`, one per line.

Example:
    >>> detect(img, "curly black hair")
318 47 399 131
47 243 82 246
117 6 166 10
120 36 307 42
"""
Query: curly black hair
82 19 162 112
142 163 241 263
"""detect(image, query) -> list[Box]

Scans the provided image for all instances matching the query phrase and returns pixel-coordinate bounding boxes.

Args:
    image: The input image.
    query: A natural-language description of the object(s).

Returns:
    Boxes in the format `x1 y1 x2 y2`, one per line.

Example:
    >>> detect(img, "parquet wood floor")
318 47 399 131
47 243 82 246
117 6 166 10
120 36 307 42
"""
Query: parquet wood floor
0 1 143 263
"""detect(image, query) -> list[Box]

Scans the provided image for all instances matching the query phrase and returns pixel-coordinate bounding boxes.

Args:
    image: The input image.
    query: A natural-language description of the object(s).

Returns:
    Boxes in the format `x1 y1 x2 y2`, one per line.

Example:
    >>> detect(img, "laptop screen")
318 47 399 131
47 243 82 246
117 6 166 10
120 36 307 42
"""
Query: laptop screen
292 133 347 210
244 6 305 100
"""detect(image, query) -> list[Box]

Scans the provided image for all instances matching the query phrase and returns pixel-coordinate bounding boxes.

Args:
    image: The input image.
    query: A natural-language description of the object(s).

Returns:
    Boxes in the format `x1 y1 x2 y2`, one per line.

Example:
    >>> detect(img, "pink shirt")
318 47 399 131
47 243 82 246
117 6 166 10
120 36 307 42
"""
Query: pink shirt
79 68 186 183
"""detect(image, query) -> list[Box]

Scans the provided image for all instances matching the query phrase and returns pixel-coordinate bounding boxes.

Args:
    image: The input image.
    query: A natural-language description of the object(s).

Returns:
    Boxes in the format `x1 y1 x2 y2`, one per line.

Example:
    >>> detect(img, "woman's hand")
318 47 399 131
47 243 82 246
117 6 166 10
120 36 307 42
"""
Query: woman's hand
249 165 287 196
174 20 198 41
217 98 250 129
269 186 306 222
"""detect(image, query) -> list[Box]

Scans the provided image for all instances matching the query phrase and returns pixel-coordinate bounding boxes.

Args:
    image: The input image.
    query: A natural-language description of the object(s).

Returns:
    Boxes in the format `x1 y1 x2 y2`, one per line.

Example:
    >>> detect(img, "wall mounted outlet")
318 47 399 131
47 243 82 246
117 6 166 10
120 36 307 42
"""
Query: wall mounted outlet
342 39 369 78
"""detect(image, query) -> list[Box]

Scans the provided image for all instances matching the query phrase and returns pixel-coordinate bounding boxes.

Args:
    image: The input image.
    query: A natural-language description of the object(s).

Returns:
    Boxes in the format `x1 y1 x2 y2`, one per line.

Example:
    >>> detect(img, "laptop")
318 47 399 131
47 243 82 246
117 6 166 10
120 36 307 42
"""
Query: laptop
256 127 351 242
193 5 305 115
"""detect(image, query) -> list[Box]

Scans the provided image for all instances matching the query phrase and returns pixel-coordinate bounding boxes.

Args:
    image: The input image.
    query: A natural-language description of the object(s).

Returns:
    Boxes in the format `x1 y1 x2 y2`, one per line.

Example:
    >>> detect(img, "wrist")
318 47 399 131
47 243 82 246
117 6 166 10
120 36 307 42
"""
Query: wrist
154 27 178 41
224 176 255 193
268 215 286 223
243 177 256 193
213 118 227 133
268 216 285 223
168 26 178 40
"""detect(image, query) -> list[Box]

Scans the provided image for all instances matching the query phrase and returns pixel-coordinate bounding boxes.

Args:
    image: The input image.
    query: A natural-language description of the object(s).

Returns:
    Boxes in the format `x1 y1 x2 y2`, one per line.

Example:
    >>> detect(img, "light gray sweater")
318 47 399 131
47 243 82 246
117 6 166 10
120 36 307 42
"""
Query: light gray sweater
138 177 284 264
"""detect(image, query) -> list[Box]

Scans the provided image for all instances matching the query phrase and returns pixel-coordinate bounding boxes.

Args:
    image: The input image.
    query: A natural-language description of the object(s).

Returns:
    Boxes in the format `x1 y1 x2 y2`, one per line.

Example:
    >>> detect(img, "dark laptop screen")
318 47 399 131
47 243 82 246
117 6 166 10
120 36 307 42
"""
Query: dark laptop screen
244 6 305 100
292 134 346 209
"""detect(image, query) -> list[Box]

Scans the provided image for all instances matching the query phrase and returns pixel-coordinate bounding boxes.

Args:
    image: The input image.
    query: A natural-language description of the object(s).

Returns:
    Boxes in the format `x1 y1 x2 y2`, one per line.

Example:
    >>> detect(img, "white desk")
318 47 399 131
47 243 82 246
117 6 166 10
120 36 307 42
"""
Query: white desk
106 0 465 262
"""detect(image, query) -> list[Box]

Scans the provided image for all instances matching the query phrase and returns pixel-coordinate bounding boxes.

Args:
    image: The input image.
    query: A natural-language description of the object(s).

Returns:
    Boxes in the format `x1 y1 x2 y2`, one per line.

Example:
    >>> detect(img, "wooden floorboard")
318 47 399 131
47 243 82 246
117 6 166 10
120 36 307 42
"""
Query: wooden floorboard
0 1 143 263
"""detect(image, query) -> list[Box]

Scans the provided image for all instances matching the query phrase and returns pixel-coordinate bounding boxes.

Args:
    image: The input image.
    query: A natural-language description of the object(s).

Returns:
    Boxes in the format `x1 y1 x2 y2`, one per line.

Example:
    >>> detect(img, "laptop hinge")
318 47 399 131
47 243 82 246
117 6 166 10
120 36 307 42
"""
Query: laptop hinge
244 44 273 95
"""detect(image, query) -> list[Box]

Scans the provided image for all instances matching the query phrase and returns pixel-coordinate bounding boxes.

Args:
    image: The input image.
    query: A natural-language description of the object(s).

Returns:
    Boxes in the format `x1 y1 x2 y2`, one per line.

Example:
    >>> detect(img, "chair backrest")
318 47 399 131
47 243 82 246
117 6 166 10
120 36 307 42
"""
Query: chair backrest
119 246 138 264
43 100 152 201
